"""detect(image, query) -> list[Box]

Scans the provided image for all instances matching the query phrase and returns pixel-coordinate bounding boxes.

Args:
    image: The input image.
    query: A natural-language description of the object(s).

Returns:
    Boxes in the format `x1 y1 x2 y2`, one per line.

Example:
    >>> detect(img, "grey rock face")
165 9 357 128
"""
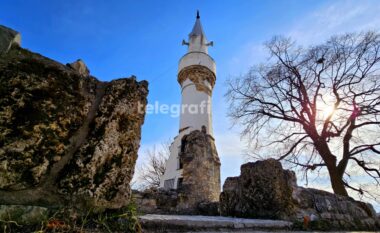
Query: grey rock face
220 159 380 230
0 25 21 54
0 32 148 211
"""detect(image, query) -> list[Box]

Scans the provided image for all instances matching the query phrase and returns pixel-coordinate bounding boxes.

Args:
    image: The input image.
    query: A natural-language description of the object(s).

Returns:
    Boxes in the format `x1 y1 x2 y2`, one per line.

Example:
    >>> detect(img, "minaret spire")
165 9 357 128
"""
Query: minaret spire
184 10 213 53
189 11 206 38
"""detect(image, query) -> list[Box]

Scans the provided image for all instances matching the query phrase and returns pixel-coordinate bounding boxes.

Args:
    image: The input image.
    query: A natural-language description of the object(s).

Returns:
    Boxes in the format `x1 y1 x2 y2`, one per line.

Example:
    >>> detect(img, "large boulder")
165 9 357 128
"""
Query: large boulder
0 36 148 211
220 159 380 231
0 25 21 54
220 159 295 219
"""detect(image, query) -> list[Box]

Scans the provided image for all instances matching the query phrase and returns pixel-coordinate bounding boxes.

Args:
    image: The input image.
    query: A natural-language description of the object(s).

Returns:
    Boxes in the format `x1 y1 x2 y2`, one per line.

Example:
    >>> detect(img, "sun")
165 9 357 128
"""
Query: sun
321 105 336 118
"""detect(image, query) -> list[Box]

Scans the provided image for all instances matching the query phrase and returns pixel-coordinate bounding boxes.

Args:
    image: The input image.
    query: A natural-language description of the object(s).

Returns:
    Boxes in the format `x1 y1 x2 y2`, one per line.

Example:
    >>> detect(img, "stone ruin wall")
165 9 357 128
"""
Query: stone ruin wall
134 129 221 215
220 159 380 231
177 129 221 211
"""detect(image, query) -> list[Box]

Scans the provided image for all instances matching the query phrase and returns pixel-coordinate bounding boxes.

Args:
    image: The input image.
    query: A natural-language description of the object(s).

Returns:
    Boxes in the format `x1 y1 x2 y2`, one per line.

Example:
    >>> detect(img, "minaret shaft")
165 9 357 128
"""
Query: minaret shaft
178 65 215 135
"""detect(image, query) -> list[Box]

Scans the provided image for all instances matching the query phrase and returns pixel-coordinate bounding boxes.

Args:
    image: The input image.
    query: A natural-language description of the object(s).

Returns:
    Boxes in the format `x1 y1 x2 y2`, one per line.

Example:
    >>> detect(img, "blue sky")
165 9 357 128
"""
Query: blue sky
1 0 380 210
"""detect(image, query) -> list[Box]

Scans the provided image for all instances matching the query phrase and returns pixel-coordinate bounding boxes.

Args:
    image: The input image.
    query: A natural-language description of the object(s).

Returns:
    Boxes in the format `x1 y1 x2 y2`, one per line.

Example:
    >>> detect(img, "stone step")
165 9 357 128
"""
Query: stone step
139 214 293 232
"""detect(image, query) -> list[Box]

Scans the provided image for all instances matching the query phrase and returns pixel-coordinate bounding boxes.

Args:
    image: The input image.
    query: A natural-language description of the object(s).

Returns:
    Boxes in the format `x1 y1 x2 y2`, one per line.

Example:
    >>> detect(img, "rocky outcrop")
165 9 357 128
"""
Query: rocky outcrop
178 129 221 212
0 25 21 54
0 32 148 211
220 159 380 230
67 59 90 77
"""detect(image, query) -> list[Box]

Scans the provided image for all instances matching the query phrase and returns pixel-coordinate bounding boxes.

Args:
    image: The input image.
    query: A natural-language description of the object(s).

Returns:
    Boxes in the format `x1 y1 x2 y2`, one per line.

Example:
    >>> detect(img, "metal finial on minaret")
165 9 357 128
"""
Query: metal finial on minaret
196 10 200 19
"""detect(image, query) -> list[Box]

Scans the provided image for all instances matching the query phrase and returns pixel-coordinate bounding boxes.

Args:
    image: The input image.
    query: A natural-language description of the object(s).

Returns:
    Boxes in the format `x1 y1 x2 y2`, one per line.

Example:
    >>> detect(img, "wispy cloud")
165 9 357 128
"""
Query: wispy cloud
228 0 380 73
288 0 380 44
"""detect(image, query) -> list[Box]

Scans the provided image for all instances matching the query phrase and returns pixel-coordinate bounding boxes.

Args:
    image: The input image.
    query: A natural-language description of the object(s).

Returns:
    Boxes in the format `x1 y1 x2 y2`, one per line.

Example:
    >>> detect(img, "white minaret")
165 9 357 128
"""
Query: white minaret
160 11 216 189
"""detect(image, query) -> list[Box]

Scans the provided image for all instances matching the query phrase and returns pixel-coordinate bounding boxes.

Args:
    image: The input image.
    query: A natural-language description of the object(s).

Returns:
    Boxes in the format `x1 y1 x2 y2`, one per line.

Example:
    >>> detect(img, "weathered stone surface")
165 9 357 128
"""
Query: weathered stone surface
67 59 90 77
220 159 295 219
178 130 220 212
0 46 94 191
133 188 220 216
220 159 380 230
133 189 179 214
0 35 148 211
134 130 220 215
57 76 148 209
292 187 379 230
0 25 21 54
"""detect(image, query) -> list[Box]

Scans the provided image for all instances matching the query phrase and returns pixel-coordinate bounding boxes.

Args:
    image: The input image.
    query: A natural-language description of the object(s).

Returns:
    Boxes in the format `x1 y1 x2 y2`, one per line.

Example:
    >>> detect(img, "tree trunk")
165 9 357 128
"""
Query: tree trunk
314 138 349 197
327 165 349 196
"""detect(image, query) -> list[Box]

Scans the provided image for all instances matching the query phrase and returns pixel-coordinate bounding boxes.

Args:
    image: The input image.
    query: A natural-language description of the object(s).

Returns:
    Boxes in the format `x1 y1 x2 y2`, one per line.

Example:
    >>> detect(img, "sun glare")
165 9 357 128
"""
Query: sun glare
322 105 336 117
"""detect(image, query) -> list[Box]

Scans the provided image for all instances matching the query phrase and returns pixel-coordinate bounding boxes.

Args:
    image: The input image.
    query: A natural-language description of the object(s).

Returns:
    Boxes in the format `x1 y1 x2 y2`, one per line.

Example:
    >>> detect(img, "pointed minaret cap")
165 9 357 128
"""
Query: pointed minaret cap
189 10 207 39
178 10 216 78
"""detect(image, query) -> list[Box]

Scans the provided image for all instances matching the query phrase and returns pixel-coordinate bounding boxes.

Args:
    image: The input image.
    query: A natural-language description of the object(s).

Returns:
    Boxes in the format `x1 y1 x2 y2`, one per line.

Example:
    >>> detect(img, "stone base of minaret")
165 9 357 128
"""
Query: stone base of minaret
133 129 220 215
177 129 221 212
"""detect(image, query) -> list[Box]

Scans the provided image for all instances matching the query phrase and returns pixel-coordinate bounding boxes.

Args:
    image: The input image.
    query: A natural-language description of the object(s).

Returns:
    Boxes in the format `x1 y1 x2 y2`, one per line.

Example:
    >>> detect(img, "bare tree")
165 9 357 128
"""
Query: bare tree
136 142 170 190
227 32 380 197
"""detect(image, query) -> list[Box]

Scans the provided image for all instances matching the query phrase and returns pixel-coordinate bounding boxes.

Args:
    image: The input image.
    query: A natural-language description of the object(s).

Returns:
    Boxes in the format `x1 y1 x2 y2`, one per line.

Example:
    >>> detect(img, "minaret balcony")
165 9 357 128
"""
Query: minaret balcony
178 51 216 75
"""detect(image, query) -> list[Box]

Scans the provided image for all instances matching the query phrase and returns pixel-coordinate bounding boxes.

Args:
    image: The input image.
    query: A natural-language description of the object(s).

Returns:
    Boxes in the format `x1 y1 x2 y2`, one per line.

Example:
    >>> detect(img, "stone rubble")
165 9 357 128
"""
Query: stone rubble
220 159 380 231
